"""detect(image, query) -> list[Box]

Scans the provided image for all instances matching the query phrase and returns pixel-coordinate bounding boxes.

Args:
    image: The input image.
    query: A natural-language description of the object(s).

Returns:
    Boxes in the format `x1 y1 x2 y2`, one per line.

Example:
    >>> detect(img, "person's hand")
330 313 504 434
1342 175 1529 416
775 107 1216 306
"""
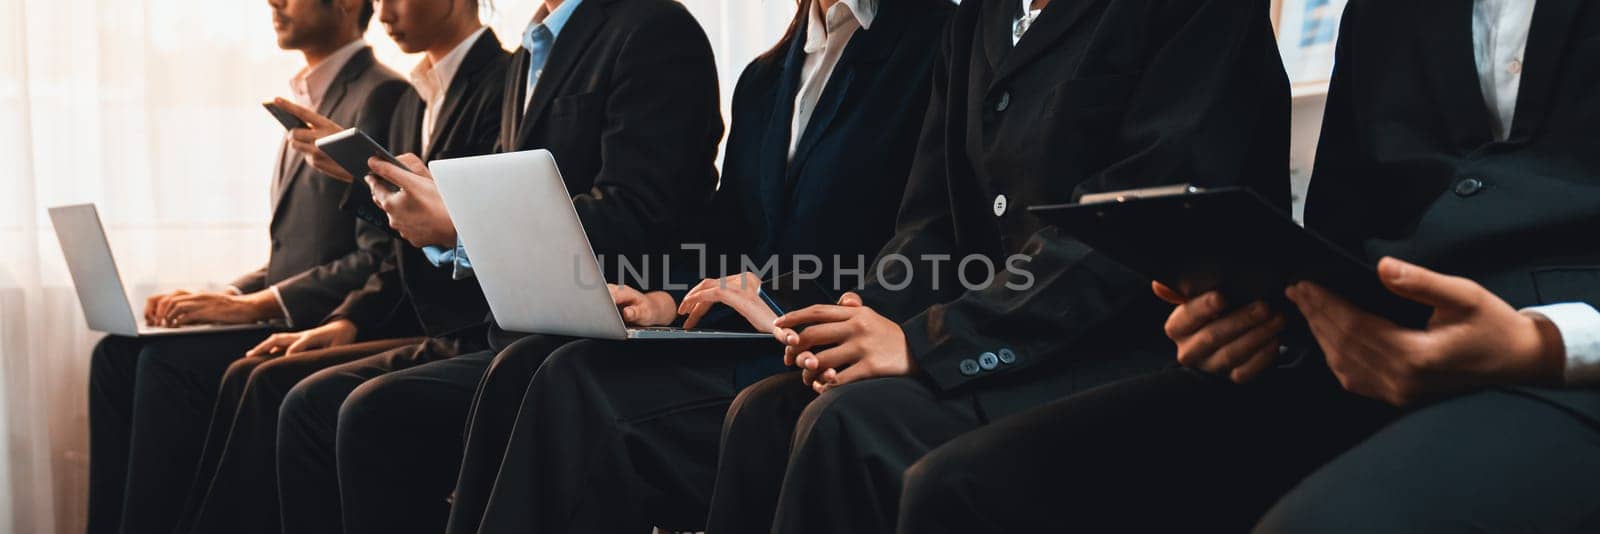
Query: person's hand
246 319 358 358
274 97 354 182
144 289 194 326
773 292 913 393
1155 282 1286 384
1286 257 1565 406
153 290 282 327
609 284 677 326
678 272 780 333
366 154 458 248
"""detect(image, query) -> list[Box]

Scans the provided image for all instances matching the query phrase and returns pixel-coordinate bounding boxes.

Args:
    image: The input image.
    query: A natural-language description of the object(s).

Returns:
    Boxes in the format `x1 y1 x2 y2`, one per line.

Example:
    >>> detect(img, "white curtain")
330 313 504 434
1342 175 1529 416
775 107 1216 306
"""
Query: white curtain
0 0 793 531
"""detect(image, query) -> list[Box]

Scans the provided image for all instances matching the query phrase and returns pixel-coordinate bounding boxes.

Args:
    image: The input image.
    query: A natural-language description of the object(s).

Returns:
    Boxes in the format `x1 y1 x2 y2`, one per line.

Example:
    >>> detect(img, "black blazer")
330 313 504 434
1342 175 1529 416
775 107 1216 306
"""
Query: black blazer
695 0 953 283
329 30 509 341
230 47 409 328
857 0 1291 418
1305 0 1600 421
495 0 722 260
483 0 723 348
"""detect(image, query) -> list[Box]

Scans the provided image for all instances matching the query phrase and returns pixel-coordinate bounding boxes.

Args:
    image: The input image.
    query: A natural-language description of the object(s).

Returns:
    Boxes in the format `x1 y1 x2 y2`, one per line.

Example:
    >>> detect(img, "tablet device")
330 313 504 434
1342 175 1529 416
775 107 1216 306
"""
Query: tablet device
262 101 308 130
314 128 403 192
1029 187 1432 329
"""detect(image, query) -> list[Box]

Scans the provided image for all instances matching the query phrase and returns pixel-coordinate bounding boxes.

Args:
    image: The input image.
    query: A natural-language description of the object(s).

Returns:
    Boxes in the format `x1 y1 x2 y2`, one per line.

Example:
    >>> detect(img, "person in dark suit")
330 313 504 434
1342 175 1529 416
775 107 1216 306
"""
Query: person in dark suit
83 1 405 533
705 0 1291 532
164 2 509 533
267 1 724 533
897 1 1600 532
440 1 952 532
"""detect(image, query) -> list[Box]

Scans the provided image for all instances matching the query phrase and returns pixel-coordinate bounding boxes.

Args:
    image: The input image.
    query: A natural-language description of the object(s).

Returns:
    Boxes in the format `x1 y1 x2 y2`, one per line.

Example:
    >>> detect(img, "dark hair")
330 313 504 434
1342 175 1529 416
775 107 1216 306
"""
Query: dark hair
757 0 811 62
322 0 376 31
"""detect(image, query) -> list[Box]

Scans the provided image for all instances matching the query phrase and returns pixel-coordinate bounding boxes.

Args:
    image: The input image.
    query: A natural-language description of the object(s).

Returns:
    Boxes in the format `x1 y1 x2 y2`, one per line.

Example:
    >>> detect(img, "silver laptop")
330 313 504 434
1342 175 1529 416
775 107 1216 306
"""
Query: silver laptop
48 204 274 337
430 150 772 341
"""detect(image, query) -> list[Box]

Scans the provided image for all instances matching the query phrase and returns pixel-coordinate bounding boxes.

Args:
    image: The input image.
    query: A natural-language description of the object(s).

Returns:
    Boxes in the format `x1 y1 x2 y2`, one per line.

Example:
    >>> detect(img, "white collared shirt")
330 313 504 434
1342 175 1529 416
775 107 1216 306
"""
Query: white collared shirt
290 38 368 110
1014 0 1043 46
790 0 876 159
411 27 488 155
1472 0 1536 141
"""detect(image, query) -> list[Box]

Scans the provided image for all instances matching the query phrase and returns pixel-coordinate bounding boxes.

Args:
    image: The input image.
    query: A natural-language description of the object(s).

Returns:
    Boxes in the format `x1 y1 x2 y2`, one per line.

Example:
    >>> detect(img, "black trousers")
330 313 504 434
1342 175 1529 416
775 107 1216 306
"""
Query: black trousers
178 337 423 534
87 331 267 534
333 334 568 534
705 373 984 534
1257 389 1600 533
469 337 781 534
276 337 467 534
896 365 1397 533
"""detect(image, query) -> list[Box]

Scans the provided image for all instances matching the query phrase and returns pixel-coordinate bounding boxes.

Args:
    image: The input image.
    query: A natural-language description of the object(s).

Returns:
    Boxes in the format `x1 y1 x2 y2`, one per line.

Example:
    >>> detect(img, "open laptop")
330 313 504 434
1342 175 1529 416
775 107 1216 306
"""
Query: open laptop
430 150 772 341
48 204 275 337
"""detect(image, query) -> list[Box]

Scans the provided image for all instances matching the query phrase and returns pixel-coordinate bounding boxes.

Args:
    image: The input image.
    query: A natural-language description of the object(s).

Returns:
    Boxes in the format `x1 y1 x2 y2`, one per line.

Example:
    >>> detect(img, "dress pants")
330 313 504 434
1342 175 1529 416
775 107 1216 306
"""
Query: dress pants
471 337 782 534
276 337 470 534
705 373 985 534
87 331 267 534
895 365 1396 533
1257 389 1600 533
334 334 569 534
177 337 424 534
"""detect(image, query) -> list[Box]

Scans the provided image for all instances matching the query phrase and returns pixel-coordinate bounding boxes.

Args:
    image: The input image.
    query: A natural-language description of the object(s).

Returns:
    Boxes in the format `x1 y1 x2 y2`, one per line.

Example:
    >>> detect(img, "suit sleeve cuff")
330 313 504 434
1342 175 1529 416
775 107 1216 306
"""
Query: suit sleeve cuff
268 285 295 329
1523 303 1600 386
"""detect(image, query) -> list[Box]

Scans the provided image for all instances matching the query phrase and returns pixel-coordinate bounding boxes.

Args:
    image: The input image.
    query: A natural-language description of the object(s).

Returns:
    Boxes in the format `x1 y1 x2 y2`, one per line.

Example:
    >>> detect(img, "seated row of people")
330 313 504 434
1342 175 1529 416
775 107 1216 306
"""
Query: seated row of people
89 0 1600 533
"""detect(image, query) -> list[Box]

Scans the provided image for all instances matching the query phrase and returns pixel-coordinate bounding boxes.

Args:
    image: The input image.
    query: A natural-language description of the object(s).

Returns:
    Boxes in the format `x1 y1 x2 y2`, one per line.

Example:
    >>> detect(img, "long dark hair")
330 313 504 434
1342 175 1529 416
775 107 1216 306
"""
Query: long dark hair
756 0 813 63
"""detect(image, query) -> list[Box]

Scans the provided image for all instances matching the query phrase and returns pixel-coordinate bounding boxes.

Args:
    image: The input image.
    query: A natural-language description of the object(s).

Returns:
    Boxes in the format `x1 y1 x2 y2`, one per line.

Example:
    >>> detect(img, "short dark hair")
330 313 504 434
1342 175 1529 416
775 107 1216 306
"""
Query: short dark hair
322 0 375 32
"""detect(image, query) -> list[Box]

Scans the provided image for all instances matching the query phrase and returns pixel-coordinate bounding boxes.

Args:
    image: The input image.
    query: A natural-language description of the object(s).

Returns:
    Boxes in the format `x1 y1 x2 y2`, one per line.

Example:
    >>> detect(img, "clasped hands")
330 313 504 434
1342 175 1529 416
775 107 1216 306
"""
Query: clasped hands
1161 256 1565 406
611 273 915 393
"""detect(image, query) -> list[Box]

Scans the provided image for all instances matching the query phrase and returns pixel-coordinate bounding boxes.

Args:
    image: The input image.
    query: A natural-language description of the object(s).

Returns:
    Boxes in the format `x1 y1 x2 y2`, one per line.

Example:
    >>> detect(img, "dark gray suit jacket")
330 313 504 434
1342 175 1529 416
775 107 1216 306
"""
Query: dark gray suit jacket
229 46 410 328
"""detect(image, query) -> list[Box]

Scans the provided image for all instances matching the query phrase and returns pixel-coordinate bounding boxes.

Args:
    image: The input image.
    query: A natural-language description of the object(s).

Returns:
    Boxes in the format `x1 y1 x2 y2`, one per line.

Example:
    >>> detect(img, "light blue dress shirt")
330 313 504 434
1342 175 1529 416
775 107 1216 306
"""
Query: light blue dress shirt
424 0 585 280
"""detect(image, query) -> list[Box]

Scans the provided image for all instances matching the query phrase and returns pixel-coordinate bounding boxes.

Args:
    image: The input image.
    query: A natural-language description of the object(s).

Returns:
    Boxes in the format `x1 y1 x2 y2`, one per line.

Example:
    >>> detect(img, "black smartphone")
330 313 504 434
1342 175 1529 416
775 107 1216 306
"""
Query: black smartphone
262 101 308 130
313 128 404 192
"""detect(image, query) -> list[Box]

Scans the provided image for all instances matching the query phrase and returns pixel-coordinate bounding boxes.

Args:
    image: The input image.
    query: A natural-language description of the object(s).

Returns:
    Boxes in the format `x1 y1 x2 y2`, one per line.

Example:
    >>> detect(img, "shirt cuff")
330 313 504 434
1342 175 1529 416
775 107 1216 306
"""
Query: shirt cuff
268 285 295 329
422 245 456 268
1523 303 1600 386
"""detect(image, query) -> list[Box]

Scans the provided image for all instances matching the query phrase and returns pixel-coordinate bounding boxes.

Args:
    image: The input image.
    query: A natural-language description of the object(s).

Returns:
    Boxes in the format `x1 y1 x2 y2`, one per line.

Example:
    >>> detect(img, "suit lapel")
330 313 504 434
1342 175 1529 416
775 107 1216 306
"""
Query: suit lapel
1415 0 1496 150
980 0 1014 72
756 37 808 244
517 0 614 149
1506 0 1582 144
501 48 530 150
789 4 906 176
425 29 501 160
994 0 1101 83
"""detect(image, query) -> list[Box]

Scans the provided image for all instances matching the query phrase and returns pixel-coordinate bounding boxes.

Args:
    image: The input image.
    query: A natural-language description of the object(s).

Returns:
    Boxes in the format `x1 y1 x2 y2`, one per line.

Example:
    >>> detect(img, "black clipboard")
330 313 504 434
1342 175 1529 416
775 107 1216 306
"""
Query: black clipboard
1029 187 1431 330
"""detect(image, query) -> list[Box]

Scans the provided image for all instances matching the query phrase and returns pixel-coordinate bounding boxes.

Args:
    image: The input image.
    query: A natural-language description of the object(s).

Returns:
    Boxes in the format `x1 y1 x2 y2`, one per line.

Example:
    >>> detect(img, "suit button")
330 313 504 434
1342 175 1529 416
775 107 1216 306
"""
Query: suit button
978 352 1000 370
997 348 1017 364
1454 178 1483 197
959 359 981 376
993 194 1008 216
994 92 1011 112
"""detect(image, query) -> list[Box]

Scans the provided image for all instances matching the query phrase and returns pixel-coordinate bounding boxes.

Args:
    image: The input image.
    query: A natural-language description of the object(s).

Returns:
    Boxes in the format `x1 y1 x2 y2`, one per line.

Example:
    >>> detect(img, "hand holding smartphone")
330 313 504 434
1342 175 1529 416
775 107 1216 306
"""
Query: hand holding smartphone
313 128 405 192
262 101 309 130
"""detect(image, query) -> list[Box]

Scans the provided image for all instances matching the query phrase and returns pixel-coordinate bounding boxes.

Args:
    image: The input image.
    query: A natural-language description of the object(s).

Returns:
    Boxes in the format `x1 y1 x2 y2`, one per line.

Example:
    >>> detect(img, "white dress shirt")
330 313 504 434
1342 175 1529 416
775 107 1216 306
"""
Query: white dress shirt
1013 0 1044 46
411 27 487 155
1472 0 1536 141
1472 1 1600 384
790 0 876 159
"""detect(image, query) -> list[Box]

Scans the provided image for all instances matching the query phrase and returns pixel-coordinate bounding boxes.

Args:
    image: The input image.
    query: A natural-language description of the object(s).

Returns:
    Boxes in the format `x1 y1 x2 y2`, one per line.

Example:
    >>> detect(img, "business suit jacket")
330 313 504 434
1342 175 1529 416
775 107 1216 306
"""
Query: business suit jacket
855 0 1291 418
495 0 722 261
480 0 721 349
694 0 952 286
229 47 409 328
1304 0 1600 422
329 30 509 341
